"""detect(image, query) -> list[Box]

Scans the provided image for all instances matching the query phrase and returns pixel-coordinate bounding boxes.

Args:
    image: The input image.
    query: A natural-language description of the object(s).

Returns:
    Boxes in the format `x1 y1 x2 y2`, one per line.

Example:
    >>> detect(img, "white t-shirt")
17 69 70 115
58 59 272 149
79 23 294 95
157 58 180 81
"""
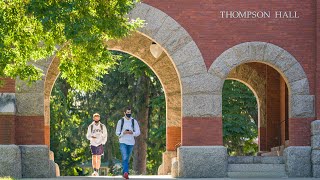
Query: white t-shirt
116 117 141 145
86 122 108 147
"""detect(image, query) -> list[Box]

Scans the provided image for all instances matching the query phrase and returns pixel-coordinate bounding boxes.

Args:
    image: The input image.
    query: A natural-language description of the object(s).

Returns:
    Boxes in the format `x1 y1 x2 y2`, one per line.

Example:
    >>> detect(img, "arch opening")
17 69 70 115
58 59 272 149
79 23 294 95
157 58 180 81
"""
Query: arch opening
210 42 314 148
44 32 183 175
223 62 290 156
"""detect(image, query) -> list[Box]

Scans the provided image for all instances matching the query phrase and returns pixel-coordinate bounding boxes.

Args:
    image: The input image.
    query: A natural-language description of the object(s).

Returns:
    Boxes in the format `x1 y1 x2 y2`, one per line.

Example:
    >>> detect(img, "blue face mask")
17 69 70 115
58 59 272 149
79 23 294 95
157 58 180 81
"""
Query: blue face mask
126 113 132 118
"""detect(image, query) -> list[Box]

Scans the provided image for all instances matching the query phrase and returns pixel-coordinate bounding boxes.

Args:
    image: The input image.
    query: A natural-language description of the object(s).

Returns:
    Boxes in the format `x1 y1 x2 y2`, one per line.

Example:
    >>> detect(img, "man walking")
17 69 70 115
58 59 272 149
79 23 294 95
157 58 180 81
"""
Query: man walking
86 113 108 176
116 107 141 179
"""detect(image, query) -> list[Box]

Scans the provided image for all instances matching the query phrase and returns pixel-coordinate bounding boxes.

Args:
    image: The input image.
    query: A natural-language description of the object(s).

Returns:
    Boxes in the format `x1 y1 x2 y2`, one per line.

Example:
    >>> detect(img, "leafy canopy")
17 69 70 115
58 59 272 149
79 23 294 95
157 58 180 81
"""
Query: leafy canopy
0 0 143 91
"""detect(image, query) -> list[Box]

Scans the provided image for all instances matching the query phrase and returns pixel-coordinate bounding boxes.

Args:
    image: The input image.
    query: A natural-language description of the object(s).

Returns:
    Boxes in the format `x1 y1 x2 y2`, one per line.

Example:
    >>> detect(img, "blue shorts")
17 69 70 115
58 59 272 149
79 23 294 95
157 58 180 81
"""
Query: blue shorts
90 144 104 155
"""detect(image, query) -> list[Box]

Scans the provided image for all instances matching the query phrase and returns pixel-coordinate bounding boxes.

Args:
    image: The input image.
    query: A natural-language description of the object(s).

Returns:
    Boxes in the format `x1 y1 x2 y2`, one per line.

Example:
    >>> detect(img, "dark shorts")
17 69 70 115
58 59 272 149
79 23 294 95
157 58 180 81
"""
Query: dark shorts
90 144 104 155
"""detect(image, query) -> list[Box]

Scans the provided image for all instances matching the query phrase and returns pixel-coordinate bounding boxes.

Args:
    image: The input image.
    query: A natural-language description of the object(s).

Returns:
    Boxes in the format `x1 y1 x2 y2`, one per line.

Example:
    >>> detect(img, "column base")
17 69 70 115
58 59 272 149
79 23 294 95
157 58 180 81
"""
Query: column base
178 146 227 178
0 145 22 179
284 146 311 177
158 151 177 175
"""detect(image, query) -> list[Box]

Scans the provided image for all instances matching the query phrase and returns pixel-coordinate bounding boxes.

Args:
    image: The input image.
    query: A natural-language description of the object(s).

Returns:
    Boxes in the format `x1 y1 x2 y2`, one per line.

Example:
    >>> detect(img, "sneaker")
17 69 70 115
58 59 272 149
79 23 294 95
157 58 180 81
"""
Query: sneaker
92 171 98 176
123 172 129 179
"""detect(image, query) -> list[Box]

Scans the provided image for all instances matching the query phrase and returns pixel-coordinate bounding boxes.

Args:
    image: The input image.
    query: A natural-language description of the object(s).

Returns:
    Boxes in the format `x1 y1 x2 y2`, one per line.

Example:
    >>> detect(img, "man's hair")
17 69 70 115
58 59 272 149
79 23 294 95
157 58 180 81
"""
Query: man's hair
92 113 100 118
124 106 132 113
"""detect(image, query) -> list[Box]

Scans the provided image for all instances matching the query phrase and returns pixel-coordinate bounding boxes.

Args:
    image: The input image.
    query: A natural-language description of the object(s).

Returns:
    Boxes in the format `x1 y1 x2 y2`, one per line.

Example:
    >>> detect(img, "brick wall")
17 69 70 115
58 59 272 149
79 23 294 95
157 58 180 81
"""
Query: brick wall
0 78 15 93
15 116 45 145
0 115 15 144
143 0 317 96
289 118 314 146
259 127 267 151
167 127 181 150
0 78 16 144
182 117 223 146
266 66 281 150
317 0 320 119
280 78 289 146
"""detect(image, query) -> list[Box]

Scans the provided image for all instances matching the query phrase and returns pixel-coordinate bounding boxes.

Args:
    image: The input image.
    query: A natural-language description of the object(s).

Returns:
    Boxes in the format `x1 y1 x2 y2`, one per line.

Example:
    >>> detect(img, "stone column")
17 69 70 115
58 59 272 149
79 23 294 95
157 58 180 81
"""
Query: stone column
311 120 320 177
20 145 56 178
284 146 311 177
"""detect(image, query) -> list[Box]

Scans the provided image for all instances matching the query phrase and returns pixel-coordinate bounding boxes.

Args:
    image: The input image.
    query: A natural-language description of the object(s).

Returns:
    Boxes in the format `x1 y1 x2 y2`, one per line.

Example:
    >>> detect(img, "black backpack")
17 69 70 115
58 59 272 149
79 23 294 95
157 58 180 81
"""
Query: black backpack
119 118 135 135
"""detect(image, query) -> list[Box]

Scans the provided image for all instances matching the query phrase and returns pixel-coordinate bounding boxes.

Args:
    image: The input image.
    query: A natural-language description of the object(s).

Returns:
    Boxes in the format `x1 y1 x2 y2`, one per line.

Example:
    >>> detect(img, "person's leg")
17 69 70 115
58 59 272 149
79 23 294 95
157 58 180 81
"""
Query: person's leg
96 155 101 169
96 145 103 172
120 143 129 174
91 145 97 173
126 145 134 174
92 155 97 169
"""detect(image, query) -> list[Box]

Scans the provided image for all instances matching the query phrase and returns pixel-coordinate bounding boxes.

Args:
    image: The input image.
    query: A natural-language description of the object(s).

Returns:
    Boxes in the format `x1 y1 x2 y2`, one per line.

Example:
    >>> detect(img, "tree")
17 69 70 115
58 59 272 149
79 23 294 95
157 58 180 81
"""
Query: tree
0 0 143 92
222 80 258 156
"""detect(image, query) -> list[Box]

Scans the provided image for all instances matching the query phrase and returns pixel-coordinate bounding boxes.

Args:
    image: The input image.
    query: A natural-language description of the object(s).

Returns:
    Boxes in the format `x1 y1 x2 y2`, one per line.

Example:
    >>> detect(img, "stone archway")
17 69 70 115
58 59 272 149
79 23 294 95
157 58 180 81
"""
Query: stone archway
209 42 315 147
11 2 207 176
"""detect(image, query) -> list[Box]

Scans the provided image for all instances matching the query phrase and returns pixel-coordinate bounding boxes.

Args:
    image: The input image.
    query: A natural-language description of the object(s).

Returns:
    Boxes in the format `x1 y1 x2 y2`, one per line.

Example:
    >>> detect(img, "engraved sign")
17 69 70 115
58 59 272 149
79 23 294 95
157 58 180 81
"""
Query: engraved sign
220 11 299 19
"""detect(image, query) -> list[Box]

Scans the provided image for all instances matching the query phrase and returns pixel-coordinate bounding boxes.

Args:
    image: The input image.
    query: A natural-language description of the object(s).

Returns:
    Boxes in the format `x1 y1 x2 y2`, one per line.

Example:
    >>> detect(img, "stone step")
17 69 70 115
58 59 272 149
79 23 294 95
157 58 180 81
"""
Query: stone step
228 156 284 164
228 171 287 178
261 151 283 156
228 164 285 172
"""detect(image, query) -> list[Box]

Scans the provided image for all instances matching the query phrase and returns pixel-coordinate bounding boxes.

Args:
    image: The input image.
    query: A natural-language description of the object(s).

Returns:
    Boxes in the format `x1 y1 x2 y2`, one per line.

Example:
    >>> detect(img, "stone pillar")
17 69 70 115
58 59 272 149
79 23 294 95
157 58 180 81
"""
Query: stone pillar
284 146 311 177
20 145 56 178
178 146 227 178
311 120 320 177
15 79 46 145
0 145 22 178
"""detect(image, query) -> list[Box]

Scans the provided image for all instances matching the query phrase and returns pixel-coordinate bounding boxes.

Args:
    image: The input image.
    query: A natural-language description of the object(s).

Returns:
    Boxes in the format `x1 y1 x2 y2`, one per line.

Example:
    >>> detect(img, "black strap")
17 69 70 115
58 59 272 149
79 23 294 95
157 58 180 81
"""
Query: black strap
119 118 124 135
91 123 103 134
132 119 135 132
119 118 135 135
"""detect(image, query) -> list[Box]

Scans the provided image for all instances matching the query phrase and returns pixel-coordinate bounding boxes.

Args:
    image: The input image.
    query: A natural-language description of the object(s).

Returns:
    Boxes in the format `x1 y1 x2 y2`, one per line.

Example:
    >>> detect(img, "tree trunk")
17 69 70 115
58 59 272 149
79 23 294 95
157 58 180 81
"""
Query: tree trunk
133 73 150 175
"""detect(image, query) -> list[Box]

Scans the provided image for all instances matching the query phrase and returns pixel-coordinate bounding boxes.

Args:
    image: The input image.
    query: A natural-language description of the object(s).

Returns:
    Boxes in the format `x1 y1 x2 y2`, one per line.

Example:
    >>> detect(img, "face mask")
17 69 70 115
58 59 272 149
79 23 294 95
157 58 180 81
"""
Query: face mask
126 113 131 118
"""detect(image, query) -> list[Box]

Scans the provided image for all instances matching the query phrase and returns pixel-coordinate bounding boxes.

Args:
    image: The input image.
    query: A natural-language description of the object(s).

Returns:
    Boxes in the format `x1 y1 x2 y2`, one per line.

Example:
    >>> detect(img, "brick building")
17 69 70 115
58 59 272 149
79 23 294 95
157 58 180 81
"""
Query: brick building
0 0 319 178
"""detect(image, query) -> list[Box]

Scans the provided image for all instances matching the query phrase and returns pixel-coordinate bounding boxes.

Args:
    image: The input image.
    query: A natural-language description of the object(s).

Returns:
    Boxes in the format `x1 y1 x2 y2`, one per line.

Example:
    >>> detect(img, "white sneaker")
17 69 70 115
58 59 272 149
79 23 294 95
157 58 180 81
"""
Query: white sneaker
92 171 98 176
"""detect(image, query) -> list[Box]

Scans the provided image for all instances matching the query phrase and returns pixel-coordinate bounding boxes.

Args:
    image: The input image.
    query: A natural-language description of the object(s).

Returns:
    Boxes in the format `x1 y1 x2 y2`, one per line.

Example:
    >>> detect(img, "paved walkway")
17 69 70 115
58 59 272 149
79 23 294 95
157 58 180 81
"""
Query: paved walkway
20 176 320 180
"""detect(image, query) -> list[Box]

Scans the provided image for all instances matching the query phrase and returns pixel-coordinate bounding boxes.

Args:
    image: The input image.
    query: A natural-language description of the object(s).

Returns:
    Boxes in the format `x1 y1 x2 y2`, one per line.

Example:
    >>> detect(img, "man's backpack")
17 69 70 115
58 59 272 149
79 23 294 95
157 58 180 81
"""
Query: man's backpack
91 123 103 134
119 118 135 135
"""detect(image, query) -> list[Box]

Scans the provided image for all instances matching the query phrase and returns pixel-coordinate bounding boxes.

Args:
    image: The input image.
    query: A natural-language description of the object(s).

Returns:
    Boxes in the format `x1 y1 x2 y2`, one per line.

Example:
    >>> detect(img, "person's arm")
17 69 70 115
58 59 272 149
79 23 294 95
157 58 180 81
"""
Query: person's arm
133 119 141 137
86 125 91 140
116 120 123 137
102 125 108 145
